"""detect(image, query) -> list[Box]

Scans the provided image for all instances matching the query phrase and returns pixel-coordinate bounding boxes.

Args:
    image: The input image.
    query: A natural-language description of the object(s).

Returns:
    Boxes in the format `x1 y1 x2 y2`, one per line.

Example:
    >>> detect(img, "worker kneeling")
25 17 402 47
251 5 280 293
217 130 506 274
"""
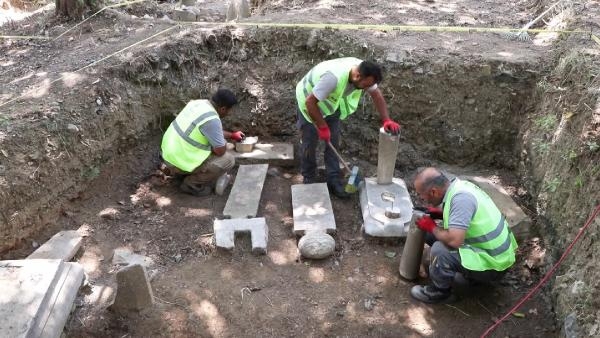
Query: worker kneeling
410 167 518 304
161 89 244 196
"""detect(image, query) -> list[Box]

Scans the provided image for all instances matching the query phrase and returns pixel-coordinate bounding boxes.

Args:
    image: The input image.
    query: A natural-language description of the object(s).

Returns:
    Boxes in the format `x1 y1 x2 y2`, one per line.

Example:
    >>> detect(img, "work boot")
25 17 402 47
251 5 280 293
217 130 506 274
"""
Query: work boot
179 183 212 197
410 284 455 304
327 181 350 199
303 176 316 184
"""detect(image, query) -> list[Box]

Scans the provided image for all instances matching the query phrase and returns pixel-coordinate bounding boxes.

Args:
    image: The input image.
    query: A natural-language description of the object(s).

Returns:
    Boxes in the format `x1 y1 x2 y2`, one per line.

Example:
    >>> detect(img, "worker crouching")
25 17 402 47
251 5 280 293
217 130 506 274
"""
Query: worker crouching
410 167 518 303
160 89 245 196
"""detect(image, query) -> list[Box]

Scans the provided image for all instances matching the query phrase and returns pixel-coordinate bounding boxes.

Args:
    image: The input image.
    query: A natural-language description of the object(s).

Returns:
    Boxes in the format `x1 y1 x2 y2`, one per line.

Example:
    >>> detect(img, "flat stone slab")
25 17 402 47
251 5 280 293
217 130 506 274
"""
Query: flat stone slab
292 183 336 235
27 230 82 261
227 142 294 166
359 177 413 237
461 175 532 241
213 217 268 254
223 164 269 219
34 262 84 338
0 259 84 338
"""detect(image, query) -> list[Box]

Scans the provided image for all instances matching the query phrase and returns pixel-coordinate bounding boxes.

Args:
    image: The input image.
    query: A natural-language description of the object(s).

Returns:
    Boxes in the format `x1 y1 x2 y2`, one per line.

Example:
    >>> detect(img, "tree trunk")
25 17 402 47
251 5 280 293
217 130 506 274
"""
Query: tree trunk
55 0 91 19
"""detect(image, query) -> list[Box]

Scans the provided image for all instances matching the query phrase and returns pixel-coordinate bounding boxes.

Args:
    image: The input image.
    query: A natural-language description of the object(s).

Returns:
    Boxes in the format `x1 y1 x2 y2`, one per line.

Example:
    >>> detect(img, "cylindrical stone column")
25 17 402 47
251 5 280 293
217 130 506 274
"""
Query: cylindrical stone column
376 128 400 184
398 211 426 280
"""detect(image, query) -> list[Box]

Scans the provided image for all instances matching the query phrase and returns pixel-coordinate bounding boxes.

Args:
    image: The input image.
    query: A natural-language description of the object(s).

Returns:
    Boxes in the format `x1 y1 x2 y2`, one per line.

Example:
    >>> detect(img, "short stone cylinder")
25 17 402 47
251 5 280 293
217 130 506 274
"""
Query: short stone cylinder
398 215 425 280
376 128 400 184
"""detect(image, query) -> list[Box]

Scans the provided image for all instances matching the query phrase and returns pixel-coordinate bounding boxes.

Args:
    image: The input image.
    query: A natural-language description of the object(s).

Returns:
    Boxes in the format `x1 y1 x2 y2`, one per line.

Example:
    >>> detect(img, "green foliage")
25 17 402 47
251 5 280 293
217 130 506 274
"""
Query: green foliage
561 149 578 162
0 115 9 127
586 141 599 152
574 174 584 189
544 178 561 193
534 115 557 132
82 165 100 179
533 139 551 155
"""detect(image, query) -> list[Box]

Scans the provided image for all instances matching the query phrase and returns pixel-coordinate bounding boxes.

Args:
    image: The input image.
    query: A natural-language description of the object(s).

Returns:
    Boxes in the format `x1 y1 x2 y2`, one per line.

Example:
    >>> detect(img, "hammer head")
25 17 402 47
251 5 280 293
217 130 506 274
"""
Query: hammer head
344 166 362 194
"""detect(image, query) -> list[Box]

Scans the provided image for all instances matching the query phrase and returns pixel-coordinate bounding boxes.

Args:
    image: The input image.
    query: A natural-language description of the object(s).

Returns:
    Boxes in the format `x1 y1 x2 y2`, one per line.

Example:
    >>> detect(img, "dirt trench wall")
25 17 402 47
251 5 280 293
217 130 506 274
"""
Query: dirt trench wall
116 28 537 169
0 26 537 253
518 39 600 335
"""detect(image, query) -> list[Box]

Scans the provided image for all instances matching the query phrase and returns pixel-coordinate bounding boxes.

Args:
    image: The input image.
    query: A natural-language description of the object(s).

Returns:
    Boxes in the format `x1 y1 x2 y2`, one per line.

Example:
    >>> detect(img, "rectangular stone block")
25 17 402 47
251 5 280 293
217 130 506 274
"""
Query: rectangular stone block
227 142 295 166
292 183 336 235
223 164 269 219
213 218 268 254
33 262 84 338
462 175 532 242
359 177 412 237
27 230 82 261
0 259 84 338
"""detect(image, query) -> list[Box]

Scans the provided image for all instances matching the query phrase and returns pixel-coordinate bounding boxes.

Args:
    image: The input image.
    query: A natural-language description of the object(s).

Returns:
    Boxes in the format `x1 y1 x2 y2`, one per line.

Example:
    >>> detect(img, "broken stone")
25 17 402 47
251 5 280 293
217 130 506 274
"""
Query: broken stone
172 9 197 22
98 207 120 220
111 264 154 314
112 248 154 268
226 0 250 21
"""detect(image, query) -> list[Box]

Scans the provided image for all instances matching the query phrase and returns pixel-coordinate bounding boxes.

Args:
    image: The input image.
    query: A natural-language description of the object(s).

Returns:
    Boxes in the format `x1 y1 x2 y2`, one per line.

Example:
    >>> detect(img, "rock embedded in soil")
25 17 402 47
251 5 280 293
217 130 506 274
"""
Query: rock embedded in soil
111 264 154 314
298 231 335 259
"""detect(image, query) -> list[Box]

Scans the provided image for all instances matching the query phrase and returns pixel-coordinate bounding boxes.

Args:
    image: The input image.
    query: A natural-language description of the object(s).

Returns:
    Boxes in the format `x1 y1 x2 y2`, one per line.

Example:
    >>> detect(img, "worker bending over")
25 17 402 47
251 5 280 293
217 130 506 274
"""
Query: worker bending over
296 57 401 198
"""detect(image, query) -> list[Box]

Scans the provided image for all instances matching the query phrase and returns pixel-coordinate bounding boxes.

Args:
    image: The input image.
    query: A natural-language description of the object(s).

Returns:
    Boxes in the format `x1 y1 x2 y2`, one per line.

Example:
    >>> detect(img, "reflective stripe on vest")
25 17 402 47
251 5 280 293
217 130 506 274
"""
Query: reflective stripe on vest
160 100 220 173
296 57 364 122
443 179 518 272
172 111 216 151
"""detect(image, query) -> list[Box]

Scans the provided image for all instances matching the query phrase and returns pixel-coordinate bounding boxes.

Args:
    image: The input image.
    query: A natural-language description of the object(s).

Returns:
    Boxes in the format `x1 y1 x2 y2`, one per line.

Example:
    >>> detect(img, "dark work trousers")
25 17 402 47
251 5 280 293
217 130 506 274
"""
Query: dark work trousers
297 110 342 185
426 233 507 289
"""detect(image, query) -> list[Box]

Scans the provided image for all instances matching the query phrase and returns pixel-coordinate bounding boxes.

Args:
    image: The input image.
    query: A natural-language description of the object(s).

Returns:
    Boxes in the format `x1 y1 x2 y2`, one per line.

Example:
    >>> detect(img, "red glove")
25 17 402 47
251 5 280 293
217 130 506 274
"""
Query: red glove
416 215 436 233
317 125 331 142
382 119 401 135
231 131 245 142
414 206 443 220
426 206 443 220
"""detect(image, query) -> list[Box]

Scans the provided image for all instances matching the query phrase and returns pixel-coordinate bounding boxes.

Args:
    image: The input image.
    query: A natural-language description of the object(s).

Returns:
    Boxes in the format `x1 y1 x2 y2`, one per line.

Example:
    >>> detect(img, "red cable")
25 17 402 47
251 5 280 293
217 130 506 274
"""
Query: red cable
480 204 600 338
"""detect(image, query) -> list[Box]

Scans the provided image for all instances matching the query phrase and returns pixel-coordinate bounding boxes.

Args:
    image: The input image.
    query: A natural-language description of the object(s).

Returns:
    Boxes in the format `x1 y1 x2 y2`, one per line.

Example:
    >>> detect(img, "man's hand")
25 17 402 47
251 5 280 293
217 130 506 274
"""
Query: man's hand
231 131 245 142
414 206 443 220
415 215 436 233
317 125 331 142
382 119 401 135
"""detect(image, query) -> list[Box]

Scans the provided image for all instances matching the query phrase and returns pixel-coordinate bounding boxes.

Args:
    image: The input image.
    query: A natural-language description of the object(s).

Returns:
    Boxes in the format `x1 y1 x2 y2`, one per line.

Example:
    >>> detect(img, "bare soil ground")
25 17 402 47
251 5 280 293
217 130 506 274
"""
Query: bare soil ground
7 135 554 337
1 0 583 336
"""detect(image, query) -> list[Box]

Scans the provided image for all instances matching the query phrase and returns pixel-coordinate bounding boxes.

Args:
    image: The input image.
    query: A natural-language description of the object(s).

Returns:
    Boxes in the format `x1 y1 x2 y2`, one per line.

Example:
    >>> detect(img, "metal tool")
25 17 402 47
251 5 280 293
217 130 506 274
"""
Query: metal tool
326 141 362 193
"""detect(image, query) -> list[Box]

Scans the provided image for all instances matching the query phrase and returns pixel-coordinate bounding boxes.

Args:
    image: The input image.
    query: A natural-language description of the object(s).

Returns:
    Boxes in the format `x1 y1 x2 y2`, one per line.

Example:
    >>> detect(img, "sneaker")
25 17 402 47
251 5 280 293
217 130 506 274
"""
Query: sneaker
410 285 455 304
327 181 350 199
180 183 212 197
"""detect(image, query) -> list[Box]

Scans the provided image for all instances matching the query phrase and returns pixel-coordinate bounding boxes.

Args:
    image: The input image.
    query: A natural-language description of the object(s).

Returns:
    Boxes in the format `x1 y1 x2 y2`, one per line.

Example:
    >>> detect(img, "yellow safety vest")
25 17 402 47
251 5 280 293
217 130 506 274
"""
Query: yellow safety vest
161 100 219 172
296 57 365 122
443 179 518 272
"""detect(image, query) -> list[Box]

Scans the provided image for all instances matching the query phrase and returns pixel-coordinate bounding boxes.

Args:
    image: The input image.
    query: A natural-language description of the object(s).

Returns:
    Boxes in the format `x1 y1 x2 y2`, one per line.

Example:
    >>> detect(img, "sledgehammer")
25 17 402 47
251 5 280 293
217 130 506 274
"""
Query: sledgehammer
326 142 362 193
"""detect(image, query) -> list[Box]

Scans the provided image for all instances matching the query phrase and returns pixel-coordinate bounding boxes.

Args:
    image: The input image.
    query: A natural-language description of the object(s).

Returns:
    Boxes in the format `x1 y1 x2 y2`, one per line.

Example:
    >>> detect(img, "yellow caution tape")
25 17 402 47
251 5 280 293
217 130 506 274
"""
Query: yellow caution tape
189 21 590 35
0 35 50 40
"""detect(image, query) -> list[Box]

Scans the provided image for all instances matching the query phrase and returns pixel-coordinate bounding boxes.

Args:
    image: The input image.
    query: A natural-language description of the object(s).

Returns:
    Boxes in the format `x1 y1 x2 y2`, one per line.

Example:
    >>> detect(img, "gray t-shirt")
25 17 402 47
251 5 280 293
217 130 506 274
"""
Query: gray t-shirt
443 180 478 230
200 118 226 148
312 71 378 101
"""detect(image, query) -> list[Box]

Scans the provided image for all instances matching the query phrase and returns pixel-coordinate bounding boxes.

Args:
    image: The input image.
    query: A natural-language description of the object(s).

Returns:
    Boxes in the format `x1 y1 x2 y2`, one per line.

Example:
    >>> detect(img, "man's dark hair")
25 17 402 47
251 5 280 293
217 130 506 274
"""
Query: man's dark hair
212 89 238 108
423 174 449 191
358 61 383 84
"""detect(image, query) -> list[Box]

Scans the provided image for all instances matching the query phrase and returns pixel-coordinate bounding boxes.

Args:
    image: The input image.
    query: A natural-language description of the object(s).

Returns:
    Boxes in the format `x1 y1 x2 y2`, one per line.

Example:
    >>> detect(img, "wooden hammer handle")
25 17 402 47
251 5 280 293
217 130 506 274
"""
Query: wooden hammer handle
327 141 352 173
